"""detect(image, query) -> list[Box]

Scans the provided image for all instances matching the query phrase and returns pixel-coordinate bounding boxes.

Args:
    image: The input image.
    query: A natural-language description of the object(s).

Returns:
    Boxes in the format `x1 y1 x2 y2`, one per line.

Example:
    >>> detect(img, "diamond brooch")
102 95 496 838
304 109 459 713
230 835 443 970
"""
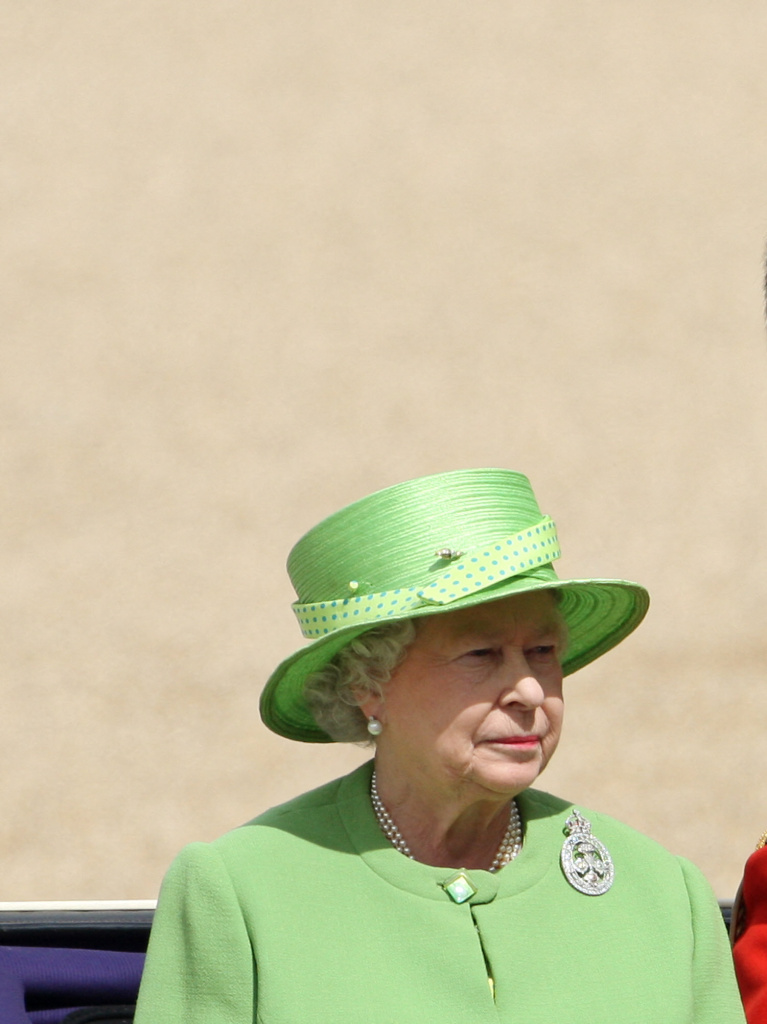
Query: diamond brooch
560 809 614 896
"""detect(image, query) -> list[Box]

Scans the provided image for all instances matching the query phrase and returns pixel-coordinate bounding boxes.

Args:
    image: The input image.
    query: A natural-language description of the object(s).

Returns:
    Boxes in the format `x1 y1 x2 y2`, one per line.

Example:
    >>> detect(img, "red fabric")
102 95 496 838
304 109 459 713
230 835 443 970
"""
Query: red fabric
734 846 767 1024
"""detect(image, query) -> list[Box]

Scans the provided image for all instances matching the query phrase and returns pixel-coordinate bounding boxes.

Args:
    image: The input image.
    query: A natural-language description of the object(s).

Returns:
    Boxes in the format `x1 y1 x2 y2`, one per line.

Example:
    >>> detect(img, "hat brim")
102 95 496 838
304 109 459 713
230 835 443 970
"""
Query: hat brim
259 570 649 743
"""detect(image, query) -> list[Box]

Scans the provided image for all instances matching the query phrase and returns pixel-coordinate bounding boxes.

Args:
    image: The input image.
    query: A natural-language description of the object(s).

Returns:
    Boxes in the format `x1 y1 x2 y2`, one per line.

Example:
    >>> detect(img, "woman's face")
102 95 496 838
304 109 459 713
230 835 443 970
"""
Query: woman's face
364 590 566 804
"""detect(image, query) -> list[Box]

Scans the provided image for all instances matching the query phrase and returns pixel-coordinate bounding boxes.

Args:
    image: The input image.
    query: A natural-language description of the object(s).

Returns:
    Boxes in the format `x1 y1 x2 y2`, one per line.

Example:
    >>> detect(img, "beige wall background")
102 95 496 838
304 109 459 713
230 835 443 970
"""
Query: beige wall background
3 2 767 900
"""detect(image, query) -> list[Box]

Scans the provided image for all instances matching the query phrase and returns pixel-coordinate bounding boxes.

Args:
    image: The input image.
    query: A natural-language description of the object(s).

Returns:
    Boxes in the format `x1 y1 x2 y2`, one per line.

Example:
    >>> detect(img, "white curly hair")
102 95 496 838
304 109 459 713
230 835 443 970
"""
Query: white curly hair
303 619 417 742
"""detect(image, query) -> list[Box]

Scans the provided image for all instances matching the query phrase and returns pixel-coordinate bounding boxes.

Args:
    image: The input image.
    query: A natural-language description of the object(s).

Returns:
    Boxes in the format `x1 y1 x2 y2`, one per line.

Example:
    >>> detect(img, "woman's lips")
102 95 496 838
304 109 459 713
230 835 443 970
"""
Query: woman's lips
486 736 540 748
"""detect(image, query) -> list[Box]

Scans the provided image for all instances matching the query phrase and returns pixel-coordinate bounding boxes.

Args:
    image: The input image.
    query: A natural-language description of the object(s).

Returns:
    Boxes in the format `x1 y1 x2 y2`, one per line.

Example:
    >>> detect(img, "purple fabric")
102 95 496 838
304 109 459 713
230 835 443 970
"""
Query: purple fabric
0 946 144 1024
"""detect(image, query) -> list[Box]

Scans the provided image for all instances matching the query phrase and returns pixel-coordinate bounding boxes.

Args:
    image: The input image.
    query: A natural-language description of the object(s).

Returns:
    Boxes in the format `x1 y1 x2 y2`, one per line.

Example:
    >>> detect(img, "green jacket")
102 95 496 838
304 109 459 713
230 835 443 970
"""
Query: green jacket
135 761 745 1023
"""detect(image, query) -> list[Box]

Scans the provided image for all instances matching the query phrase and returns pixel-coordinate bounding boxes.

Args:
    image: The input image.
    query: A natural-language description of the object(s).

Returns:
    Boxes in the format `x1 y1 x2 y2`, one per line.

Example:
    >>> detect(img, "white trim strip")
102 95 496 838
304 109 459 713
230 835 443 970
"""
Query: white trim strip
0 899 156 911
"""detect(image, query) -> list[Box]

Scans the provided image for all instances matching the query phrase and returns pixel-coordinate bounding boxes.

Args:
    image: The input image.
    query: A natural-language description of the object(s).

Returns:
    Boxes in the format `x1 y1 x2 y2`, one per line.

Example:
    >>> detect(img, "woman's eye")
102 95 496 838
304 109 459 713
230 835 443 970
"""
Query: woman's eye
528 645 556 658
464 648 496 659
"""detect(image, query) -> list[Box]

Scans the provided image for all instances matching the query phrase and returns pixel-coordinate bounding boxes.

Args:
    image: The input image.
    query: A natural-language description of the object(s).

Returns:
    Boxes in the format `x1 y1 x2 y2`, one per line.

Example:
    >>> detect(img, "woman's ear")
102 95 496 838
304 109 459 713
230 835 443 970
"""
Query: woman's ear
353 688 384 725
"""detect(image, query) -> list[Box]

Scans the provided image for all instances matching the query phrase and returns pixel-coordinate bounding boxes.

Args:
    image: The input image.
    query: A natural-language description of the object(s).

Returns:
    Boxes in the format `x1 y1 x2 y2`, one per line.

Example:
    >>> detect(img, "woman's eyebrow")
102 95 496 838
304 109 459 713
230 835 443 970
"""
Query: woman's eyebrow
450 619 564 643
449 623 502 643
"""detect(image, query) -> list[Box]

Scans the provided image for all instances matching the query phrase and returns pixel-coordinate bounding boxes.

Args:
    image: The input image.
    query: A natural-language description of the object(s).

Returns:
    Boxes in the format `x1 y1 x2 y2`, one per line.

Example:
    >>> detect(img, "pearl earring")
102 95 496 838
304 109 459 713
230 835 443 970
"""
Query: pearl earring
367 716 383 736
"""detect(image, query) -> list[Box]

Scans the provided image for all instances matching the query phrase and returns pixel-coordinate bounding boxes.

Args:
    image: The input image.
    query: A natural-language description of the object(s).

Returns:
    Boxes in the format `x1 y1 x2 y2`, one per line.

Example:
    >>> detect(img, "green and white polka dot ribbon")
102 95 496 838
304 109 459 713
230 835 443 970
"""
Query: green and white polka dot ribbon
293 517 560 639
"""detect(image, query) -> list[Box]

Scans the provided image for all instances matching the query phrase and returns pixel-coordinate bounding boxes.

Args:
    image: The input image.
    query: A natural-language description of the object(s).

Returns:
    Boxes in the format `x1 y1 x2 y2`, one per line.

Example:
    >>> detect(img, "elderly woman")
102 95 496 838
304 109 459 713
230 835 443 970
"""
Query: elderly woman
135 468 745 1023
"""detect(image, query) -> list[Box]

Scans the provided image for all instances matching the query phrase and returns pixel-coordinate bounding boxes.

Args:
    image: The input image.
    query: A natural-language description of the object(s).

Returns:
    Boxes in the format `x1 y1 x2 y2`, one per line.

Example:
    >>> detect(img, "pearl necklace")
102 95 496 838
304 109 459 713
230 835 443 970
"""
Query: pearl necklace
370 771 522 872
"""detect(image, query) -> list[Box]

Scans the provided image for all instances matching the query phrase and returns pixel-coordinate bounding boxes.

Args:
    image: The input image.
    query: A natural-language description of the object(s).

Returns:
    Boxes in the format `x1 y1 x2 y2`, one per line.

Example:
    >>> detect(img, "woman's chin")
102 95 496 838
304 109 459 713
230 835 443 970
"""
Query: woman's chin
472 756 546 796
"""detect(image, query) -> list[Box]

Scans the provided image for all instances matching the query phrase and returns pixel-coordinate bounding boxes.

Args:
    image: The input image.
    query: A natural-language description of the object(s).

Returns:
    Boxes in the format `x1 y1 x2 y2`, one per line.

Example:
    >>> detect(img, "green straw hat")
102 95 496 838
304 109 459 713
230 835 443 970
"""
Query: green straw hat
260 468 649 742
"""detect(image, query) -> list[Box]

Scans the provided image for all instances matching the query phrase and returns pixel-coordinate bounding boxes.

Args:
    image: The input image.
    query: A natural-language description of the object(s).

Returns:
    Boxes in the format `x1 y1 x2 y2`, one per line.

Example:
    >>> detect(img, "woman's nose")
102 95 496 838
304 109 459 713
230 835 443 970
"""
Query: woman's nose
499 659 546 708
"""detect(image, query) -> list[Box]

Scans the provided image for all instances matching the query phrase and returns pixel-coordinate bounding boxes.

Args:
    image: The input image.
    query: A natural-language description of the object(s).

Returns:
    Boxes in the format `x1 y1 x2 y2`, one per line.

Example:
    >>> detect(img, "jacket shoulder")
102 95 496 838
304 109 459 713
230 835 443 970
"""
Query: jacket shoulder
204 761 371 863
522 787 687 865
